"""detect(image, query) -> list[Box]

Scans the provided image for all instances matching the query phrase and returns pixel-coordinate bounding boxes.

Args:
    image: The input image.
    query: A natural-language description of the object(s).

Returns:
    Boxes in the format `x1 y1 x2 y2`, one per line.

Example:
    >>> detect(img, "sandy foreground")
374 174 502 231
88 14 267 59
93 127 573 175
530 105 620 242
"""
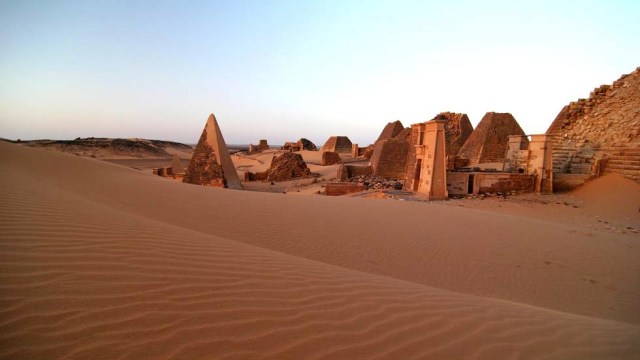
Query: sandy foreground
0 141 639 359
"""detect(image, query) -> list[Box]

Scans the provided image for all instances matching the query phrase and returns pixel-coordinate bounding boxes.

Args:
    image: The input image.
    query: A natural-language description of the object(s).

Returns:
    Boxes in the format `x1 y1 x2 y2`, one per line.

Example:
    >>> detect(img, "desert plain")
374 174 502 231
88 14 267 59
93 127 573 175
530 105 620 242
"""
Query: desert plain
0 136 639 360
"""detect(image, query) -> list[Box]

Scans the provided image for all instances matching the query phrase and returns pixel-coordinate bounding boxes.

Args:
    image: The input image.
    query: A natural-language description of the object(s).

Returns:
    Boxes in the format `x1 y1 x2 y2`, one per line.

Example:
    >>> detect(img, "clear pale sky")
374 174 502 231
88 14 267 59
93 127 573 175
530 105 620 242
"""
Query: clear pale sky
1 0 639 145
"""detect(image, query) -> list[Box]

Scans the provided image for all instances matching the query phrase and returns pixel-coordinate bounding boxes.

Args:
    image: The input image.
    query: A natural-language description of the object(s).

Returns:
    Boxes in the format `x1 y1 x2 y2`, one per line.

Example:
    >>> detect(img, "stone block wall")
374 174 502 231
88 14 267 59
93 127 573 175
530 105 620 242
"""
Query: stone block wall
546 67 640 182
370 138 409 179
325 183 366 196
474 173 534 194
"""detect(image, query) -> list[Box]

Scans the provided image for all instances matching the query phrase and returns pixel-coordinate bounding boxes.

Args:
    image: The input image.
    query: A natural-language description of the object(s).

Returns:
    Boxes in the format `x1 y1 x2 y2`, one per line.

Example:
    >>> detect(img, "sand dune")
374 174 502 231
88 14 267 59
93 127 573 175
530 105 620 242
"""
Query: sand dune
1 141 639 359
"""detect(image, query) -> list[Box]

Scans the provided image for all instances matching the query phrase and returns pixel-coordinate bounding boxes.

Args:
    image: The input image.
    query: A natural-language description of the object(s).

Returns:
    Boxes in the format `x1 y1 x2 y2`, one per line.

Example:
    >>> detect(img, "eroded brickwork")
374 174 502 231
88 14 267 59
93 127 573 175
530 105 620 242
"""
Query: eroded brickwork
546 67 640 182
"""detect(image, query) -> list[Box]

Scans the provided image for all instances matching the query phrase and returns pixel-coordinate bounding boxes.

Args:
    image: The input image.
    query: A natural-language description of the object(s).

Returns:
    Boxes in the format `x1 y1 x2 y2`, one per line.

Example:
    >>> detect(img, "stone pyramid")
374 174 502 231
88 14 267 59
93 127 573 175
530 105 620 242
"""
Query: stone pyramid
458 112 525 165
375 120 405 143
432 112 474 156
183 114 243 189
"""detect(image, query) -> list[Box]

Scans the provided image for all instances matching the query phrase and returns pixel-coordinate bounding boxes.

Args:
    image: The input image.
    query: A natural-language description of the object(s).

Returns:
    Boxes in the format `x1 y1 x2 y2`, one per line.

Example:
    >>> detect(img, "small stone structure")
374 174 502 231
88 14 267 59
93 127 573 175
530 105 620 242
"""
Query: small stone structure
267 152 312 181
325 183 366 196
183 114 243 189
281 138 318 152
320 136 353 154
281 142 299 152
153 154 185 178
546 67 640 185
403 119 448 200
321 151 342 165
447 172 535 196
245 152 312 182
504 135 553 193
257 139 270 151
297 138 317 151
458 112 526 166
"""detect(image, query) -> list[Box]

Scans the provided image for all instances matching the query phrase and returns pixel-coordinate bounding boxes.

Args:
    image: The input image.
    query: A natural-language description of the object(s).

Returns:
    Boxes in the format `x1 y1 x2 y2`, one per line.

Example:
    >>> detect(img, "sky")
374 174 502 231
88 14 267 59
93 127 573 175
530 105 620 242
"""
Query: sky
1 0 639 145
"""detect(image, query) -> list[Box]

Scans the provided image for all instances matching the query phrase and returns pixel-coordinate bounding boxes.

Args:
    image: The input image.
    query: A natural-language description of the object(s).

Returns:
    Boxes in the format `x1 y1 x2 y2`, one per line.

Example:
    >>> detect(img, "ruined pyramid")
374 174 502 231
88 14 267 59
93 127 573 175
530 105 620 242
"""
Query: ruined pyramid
458 112 525 166
183 114 243 189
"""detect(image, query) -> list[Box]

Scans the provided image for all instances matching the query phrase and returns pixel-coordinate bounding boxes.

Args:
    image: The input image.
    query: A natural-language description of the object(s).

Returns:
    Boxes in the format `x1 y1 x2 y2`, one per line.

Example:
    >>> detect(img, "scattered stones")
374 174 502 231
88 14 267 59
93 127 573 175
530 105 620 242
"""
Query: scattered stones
346 175 403 190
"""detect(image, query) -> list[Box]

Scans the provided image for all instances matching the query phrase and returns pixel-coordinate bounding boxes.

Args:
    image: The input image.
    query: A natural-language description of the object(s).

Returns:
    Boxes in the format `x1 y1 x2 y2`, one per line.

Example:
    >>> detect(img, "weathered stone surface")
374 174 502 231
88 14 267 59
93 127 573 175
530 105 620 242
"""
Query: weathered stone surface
433 112 474 156
257 140 269 151
458 112 525 166
370 138 409 179
376 120 405 142
183 114 243 189
281 142 299 152
369 120 411 179
320 136 352 153
546 67 640 182
325 182 366 196
267 152 312 182
297 138 317 151
321 151 342 165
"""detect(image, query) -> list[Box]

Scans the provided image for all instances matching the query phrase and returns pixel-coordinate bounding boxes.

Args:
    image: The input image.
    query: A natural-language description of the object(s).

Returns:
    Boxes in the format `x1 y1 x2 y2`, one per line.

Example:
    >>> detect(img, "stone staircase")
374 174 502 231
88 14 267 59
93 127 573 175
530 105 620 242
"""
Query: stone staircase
600 145 640 182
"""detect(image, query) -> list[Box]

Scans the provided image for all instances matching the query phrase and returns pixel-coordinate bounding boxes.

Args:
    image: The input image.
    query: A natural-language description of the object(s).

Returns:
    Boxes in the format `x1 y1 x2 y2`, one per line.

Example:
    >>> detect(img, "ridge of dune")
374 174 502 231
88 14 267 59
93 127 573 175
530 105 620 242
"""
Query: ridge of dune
3 142 638 325
1 142 639 358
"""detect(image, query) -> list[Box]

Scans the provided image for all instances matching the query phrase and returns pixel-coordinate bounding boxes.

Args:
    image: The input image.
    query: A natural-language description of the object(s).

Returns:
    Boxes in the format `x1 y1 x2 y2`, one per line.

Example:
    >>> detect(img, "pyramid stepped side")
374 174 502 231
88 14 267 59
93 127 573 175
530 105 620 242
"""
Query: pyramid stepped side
546 67 640 182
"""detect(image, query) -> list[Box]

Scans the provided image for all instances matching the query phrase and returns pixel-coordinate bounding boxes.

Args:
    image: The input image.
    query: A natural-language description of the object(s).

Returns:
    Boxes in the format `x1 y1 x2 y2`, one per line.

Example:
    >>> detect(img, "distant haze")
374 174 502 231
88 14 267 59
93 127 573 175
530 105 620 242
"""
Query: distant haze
1 0 639 146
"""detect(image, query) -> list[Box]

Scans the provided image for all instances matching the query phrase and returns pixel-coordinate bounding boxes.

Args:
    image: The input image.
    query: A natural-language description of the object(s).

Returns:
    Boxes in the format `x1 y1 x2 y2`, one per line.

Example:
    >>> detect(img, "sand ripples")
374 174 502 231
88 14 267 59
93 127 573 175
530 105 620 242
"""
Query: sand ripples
1 143 639 359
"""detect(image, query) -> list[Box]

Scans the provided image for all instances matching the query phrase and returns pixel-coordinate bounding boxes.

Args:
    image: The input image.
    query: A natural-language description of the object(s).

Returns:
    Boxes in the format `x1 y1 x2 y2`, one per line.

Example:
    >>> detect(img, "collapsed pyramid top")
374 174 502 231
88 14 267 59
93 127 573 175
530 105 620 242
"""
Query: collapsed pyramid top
183 114 243 189
458 112 525 165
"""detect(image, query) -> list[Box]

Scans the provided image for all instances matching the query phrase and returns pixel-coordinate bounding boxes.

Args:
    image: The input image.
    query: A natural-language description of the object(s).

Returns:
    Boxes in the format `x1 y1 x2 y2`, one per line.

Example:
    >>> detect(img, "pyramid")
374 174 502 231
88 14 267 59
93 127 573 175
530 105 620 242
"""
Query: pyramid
458 112 525 165
320 136 352 153
375 120 405 143
183 114 243 189
546 67 640 181
432 112 474 156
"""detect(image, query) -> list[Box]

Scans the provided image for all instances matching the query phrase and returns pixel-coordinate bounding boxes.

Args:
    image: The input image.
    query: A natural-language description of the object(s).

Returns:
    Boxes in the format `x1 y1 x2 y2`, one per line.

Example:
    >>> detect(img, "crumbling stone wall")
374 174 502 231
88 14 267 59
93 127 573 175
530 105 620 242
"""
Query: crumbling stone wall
325 183 366 196
337 164 372 181
266 152 312 181
458 112 525 166
433 112 474 156
546 67 640 182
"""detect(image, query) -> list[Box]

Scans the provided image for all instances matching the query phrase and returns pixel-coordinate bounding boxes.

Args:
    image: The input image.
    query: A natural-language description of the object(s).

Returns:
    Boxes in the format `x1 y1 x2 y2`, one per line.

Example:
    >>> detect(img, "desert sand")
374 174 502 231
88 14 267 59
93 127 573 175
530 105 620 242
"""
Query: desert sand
1 140 639 359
